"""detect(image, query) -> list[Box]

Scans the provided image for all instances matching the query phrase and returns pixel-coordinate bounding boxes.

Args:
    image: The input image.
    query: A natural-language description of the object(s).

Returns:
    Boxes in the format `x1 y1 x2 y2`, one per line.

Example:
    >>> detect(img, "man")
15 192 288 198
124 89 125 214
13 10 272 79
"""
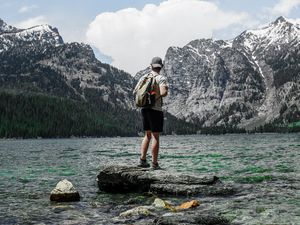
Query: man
134 57 168 170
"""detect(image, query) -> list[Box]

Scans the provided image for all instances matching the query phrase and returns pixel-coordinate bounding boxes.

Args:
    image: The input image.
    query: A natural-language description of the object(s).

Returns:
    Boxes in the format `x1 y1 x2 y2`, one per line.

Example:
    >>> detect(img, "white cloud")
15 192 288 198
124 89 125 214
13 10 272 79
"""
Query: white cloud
288 18 300 23
86 0 250 75
267 0 300 16
18 5 38 13
14 16 48 29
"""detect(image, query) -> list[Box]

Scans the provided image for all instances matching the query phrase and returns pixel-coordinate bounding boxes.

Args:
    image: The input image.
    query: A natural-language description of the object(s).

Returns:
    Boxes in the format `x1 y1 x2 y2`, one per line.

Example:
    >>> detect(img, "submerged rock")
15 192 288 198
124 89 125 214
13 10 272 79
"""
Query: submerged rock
50 179 80 202
153 198 177 212
177 200 200 210
153 198 201 212
115 198 230 225
97 165 236 196
153 198 173 209
154 211 231 225
119 206 157 218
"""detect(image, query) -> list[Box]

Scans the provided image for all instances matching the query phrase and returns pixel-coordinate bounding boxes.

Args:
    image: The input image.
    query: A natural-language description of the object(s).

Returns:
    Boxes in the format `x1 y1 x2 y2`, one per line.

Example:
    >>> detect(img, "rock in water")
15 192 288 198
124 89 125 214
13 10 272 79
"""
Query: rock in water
176 200 200 210
50 179 80 202
119 206 156 218
116 199 230 224
153 198 172 209
154 211 231 225
153 198 176 212
97 165 236 196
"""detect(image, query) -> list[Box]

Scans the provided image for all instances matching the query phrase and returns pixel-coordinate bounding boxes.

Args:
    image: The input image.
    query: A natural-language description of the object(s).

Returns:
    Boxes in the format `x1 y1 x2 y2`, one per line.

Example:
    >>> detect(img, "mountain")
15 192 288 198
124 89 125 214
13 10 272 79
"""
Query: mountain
0 19 196 138
0 19 140 137
0 21 135 109
160 16 300 130
1 16 298 137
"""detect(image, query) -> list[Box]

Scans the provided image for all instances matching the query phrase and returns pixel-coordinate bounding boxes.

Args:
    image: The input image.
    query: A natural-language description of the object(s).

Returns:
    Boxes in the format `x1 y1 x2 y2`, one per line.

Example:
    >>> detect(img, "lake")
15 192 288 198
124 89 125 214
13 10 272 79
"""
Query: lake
0 133 299 224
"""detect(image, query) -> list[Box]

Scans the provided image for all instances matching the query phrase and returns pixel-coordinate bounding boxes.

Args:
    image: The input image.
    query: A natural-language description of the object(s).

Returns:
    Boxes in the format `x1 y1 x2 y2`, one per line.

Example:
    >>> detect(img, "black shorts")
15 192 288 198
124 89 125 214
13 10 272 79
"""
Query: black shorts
141 108 164 133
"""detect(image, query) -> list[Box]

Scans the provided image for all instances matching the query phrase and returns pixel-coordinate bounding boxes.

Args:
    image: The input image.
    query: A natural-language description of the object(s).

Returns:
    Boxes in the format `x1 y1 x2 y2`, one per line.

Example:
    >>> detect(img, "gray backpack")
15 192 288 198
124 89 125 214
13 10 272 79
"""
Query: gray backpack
135 74 158 107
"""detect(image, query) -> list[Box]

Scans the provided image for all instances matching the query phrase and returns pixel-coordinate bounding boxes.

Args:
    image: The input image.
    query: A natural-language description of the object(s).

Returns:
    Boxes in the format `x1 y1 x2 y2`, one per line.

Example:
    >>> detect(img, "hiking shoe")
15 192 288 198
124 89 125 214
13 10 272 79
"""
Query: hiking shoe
138 158 150 168
151 162 161 170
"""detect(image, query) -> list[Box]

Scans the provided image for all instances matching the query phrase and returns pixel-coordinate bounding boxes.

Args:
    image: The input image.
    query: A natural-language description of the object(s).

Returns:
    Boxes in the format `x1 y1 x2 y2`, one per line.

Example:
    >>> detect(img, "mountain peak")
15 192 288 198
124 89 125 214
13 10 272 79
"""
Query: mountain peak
270 16 300 29
27 24 60 35
235 16 300 51
0 20 64 49
274 16 287 24
17 24 64 46
0 18 18 34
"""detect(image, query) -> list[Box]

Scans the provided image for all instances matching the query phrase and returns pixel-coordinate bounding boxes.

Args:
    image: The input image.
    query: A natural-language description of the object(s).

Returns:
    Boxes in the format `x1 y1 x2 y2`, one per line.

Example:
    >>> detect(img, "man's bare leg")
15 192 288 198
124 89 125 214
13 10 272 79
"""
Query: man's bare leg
140 131 152 160
151 132 160 164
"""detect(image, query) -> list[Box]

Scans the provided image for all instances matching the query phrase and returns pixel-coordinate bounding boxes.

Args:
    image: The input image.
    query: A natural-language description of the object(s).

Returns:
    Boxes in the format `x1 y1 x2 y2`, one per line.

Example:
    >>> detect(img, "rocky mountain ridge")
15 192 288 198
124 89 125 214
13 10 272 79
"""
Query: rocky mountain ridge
0 19 135 109
161 16 300 129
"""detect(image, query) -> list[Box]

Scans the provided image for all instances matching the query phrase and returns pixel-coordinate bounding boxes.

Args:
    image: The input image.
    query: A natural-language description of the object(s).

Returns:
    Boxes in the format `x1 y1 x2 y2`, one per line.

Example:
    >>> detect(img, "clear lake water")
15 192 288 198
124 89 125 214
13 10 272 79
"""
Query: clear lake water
0 133 299 224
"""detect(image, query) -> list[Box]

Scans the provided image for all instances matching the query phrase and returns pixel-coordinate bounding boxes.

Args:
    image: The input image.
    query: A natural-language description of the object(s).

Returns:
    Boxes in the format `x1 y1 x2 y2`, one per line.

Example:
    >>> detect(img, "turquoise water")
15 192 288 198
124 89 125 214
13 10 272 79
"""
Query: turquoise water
0 134 299 224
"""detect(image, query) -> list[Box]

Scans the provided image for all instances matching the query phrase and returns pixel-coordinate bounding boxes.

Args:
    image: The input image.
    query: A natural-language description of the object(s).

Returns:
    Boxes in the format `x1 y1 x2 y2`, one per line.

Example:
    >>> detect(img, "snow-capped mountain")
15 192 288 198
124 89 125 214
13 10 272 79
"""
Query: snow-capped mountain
0 19 134 108
0 22 63 53
234 16 299 53
161 16 300 129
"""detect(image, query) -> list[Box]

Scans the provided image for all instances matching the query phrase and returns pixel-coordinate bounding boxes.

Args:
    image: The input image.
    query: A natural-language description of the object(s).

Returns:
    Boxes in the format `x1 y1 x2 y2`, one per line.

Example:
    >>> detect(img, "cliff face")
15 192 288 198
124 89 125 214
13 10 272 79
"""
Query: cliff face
161 16 300 129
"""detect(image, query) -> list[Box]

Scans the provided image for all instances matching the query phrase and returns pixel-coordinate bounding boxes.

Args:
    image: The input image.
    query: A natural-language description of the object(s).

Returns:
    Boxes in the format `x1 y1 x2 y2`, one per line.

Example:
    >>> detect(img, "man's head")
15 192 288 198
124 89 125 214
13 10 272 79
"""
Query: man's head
150 57 163 72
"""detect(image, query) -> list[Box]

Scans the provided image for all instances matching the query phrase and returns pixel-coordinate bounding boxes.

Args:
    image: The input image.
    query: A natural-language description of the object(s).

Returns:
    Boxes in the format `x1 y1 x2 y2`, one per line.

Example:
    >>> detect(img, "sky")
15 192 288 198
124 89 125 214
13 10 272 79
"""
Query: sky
0 0 299 75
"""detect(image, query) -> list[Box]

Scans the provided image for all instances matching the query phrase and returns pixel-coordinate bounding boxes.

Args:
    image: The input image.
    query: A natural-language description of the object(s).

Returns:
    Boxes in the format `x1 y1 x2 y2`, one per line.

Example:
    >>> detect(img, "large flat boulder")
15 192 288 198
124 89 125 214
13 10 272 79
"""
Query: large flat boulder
97 165 236 196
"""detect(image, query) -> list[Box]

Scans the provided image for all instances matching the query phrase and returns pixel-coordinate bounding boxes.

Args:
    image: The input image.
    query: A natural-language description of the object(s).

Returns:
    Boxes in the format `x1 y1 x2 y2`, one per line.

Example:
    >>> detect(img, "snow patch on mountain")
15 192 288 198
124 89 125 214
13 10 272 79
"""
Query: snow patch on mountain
16 25 63 46
236 16 300 53
0 18 18 34
0 20 63 52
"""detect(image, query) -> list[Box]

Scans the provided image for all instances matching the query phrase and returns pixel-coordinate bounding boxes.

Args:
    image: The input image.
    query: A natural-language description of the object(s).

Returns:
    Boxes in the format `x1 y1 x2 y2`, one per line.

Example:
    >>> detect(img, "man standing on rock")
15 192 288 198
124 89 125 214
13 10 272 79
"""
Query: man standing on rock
134 57 168 170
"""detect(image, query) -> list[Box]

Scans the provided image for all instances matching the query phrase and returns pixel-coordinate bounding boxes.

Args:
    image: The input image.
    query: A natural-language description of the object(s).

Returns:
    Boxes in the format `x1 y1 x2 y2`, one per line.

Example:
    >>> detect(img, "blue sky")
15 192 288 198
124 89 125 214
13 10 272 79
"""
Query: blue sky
0 0 299 74
0 0 163 41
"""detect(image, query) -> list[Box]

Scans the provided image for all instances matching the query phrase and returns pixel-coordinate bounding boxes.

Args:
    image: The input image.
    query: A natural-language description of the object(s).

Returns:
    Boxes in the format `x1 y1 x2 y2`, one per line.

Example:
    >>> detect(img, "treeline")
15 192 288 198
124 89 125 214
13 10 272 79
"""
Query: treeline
251 121 300 133
196 122 300 135
1 90 298 138
199 125 246 135
0 90 141 138
164 113 200 135
0 90 200 138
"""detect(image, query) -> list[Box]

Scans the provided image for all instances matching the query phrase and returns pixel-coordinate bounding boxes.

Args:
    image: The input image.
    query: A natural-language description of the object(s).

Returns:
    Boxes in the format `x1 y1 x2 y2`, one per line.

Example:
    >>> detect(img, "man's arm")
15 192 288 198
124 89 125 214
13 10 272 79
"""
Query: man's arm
160 85 168 97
